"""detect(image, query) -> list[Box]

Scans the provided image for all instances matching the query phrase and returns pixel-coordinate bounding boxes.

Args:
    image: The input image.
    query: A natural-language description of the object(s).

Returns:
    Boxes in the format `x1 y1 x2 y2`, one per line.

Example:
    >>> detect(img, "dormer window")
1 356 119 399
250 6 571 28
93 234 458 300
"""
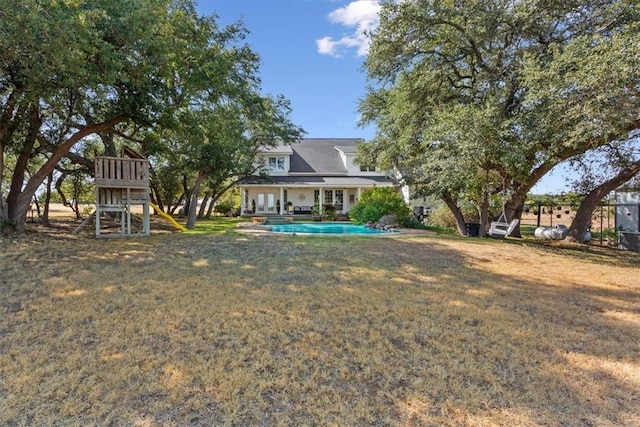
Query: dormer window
268 156 286 172
360 164 376 172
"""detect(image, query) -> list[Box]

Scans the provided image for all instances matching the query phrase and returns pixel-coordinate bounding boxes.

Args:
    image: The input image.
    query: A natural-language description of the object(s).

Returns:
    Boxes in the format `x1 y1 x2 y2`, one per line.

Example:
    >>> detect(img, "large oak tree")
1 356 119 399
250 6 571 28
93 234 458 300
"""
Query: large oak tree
359 0 640 236
1 0 302 232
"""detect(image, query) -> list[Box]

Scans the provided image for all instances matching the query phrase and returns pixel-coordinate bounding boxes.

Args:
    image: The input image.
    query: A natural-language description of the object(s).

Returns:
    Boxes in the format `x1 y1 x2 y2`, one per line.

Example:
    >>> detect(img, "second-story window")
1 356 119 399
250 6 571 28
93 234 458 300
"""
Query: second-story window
360 164 376 172
268 156 285 172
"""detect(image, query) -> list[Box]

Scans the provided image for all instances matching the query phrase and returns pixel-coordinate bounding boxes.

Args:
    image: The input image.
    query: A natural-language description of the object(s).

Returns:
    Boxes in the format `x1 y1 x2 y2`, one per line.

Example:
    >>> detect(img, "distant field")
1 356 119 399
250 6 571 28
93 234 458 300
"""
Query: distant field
519 206 615 231
1 224 638 426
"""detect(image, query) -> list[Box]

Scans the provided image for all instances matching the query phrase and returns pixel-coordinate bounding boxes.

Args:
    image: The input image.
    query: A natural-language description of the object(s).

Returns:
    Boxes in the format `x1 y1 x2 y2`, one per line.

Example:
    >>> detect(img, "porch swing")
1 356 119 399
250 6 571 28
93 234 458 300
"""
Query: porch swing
488 183 520 238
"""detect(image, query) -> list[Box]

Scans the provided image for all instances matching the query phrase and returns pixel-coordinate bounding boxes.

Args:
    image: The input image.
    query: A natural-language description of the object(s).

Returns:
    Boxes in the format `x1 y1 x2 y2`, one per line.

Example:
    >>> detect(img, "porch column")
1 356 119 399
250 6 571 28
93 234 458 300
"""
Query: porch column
279 187 284 215
357 187 362 203
240 187 245 214
318 187 323 214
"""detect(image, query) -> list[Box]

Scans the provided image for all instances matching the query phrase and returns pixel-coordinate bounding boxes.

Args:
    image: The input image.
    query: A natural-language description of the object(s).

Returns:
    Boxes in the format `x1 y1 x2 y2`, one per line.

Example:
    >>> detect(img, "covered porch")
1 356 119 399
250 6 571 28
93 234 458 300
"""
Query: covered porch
238 186 365 216
238 176 394 216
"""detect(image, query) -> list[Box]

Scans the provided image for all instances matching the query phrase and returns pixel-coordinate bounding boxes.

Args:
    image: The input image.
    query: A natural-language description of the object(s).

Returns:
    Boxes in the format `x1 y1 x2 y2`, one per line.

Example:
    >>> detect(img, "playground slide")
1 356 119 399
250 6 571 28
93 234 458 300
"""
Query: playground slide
149 202 188 232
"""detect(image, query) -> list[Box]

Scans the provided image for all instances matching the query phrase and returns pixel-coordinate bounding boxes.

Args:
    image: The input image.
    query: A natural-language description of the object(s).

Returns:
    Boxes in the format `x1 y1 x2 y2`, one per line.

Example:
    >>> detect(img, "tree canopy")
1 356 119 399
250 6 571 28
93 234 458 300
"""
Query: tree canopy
0 0 303 232
359 0 640 236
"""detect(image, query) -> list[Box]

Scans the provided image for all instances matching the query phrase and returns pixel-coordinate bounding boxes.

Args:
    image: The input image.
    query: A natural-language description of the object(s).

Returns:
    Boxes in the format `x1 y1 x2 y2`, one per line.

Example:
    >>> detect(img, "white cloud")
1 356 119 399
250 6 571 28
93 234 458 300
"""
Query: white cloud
316 0 381 58
328 0 380 26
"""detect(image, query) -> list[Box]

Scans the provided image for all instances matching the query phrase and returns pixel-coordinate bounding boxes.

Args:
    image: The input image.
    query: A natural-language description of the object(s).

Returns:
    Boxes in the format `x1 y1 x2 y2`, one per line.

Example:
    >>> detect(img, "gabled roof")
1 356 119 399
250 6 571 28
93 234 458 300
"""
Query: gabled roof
246 138 393 187
287 138 363 174
241 175 392 186
334 145 358 155
259 142 294 155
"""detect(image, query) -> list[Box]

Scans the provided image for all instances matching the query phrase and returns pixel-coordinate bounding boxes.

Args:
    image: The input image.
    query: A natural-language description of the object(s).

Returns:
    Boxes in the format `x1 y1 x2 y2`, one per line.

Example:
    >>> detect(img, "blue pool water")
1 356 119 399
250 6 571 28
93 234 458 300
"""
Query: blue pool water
269 222 388 235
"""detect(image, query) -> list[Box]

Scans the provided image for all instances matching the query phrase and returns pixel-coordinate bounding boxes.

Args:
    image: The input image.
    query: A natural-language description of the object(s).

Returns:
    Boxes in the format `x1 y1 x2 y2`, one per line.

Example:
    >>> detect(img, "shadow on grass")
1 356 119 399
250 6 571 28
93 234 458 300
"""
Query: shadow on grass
498 236 640 269
1 233 638 425
187 217 246 235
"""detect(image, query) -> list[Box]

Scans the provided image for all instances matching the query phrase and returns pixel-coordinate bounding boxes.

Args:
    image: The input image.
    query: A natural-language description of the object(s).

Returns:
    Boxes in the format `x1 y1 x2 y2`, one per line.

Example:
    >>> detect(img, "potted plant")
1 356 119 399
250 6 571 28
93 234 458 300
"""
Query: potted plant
287 201 293 213
312 204 322 221
322 204 336 221
251 199 256 214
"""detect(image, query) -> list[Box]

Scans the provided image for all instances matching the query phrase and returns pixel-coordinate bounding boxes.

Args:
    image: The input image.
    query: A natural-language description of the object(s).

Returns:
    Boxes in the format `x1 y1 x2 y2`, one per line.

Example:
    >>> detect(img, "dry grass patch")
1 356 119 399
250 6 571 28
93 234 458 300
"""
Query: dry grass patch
1 231 639 426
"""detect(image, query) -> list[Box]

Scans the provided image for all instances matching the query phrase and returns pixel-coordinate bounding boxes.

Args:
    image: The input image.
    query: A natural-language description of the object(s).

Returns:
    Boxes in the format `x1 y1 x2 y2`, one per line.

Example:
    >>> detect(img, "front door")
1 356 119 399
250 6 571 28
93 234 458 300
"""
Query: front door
322 189 344 212
257 193 277 213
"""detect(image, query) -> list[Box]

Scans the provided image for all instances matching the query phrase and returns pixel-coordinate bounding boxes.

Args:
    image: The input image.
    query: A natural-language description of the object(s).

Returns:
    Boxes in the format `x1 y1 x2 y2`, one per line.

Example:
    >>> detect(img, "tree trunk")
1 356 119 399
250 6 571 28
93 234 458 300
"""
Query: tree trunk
503 186 532 238
478 191 490 237
198 191 211 219
205 193 223 219
1 90 25 227
186 172 207 229
180 173 191 217
98 131 118 157
500 159 571 238
170 193 184 216
442 192 468 236
567 160 640 243
149 178 164 213
54 173 77 217
0 141 5 225
42 171 54 226
32 194 40 216
205 180 239 219
6 115 126 232
7 192 32 232
205 195 216 218
498 125 640 239
6 106 40 232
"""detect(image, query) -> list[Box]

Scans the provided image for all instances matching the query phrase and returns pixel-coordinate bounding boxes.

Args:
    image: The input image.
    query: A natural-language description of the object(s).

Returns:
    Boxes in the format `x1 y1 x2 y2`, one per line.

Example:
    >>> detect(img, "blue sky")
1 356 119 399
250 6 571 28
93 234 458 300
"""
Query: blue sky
198 0 377 139
196 0 568 194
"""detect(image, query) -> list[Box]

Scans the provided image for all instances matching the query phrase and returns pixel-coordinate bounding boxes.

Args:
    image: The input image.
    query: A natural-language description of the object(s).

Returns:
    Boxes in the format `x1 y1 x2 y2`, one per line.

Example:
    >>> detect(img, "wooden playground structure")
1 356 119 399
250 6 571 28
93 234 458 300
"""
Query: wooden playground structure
94 153 150 238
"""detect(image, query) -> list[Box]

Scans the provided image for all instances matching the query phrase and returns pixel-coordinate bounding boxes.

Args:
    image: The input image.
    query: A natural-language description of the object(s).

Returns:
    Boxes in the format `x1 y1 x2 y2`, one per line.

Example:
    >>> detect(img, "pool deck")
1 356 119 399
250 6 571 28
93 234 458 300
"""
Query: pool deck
234 221 436 237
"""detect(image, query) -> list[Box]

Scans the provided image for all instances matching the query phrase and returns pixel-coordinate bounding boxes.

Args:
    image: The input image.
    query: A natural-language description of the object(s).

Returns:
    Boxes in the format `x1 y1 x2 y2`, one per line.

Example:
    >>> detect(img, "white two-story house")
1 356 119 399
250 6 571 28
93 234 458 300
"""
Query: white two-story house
239 138 395 215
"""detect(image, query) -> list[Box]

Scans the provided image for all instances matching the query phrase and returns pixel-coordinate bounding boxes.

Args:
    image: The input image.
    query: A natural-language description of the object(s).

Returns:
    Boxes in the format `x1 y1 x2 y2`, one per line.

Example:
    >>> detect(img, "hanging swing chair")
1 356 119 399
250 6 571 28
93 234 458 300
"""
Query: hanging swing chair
488 183 520 238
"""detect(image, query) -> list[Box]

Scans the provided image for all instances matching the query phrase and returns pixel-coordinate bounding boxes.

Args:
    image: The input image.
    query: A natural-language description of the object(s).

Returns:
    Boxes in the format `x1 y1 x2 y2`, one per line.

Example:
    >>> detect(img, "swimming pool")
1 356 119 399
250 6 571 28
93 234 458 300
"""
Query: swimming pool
268 222 389 235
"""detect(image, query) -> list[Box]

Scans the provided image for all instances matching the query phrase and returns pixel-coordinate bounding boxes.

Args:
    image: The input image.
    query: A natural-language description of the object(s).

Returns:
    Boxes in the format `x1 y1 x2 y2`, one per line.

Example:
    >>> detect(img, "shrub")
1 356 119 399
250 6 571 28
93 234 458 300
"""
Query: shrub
350 187 410 224
322 204 336 221
427 203 485 229
403 215 428 229
427 204 458 229
80 205 95 219
214 201 234 215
